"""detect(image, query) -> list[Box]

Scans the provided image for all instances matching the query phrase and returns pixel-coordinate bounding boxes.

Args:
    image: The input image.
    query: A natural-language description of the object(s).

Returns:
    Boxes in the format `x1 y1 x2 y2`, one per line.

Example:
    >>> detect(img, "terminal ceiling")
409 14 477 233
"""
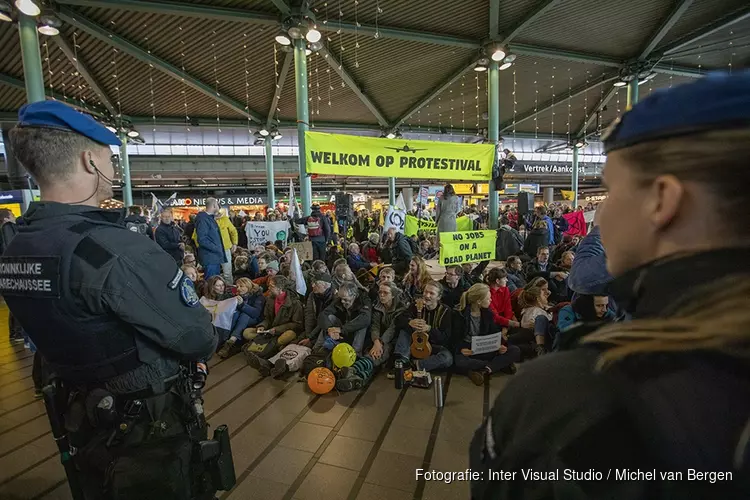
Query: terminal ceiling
0 0 749 142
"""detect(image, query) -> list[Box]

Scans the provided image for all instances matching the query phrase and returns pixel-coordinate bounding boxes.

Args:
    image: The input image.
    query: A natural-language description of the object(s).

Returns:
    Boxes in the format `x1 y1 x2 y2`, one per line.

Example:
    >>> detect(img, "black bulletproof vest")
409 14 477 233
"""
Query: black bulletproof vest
0 218 140 383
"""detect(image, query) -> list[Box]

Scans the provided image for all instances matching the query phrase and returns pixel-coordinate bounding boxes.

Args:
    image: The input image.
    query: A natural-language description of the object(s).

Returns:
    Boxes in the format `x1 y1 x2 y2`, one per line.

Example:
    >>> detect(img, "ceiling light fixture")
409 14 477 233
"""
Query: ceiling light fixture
273 131 283 140
259 128 270 137
14 0 39 16
287 25 303 39
499 62 512 71
474 58 489 72
305 20 321 43
613 81 628 87
37 15 61 36
275 30 291 46
490 45 506 62
386 132 396 139
127 129 140 138
106 126 117 133
305 48 312 56
0 1 12 22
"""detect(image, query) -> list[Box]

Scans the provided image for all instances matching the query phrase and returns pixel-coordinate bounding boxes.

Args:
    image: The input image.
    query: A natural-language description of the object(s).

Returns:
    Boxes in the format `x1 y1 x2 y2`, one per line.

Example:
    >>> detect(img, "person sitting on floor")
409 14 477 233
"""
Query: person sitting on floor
303 260 330 293
440 265 469 309
419 239 438 260
181 264 199 284
336 282 410 391
203 275 233 301
313 281 373 356
243 275 303 354
555 294 614 351
233 254 258 281
253 260 279 292
362 233 380 264
454 284 521 386
299 273 335 348
556 250 575 271
525 246 570 303
393 280 454 373
518 277 553 357
487 268 521 329
347 242 377 273
403 255 432 299
368 266 396 303
505 256 526 293
216 278 265 358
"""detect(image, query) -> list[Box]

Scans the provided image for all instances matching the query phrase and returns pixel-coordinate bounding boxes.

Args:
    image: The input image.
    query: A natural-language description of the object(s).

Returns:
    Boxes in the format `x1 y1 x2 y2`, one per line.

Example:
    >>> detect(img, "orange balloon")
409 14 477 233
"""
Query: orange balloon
307 367 336 395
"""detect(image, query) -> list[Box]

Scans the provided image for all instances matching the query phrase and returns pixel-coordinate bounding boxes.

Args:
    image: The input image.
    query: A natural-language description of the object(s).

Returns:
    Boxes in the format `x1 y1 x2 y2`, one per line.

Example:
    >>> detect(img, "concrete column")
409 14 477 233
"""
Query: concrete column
403 188 413 212
265 139 276 208
572 146 580 209
119 132 133 207
388 177 396 206
487 60 500 229
543 187 554 204
18 14 45 103
293 38 312 216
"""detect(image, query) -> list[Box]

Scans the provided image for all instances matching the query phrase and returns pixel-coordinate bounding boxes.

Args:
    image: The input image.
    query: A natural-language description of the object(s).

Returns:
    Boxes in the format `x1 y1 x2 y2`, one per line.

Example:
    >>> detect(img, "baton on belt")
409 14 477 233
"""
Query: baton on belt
42 382 86 500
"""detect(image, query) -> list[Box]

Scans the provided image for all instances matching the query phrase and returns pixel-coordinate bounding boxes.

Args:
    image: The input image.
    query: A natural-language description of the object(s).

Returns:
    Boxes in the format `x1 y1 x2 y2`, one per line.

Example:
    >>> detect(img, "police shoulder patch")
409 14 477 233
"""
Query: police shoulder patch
180 277 200 308
169 269 184 290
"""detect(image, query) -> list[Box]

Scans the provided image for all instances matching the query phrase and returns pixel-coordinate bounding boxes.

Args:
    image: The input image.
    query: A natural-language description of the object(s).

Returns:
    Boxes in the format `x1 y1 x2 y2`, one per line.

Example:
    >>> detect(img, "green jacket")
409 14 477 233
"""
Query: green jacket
259 293 304 335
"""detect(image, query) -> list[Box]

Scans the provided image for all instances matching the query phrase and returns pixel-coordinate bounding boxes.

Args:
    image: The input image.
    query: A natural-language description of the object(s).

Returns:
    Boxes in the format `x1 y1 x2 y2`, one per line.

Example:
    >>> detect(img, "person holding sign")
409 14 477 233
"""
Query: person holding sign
454 284 520 386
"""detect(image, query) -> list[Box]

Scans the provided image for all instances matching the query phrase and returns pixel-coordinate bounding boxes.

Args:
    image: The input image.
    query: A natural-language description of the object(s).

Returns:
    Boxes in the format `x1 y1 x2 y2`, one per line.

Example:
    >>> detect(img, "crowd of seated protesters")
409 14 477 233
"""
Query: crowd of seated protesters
176 200 616 390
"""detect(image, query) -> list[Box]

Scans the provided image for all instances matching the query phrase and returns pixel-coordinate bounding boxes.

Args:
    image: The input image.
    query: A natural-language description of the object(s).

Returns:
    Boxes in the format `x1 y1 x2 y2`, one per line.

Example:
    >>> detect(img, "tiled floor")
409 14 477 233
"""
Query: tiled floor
0 304 512 500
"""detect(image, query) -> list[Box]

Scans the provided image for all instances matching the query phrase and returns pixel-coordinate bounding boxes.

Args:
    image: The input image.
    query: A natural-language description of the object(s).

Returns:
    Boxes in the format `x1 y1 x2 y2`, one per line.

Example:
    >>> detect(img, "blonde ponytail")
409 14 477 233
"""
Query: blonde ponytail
458 283 490 312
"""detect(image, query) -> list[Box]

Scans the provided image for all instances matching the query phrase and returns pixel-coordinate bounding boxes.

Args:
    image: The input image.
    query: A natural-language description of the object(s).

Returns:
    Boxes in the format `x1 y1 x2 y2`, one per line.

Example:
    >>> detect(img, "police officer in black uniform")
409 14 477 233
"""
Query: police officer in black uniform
0 101 233 499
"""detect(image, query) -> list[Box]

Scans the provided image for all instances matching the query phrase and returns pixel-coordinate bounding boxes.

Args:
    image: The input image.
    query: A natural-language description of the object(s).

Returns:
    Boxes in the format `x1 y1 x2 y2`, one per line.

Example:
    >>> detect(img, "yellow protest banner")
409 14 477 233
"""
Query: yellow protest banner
404 215 473 237
305 131 494 181
439 230 497 266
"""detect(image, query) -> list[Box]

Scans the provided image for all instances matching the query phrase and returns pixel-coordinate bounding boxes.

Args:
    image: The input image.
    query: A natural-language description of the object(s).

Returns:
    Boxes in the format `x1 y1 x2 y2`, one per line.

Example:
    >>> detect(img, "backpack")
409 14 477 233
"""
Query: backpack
307 216 323 237
301 348 332 376
126 221 149 236
244 332 279 359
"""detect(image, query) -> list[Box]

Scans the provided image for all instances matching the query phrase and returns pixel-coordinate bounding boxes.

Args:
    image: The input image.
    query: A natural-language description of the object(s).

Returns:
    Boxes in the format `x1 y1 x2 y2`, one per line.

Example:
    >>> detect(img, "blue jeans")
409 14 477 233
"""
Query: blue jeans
204 264 221 278
394 330 453 372
230 311 254 341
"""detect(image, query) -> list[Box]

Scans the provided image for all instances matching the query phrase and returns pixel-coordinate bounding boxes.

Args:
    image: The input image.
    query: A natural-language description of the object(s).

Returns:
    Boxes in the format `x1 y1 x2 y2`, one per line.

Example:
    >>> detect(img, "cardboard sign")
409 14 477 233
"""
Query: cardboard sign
439 230 497 266
289 241 313 262
471 332 503 355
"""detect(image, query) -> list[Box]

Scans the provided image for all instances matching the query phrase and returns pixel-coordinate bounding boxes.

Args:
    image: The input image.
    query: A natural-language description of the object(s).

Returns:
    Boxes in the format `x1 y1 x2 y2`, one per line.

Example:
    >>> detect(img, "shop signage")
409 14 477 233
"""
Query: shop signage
585 195 608 202
166 194 267 207
500 183 539 195
305 131 494 181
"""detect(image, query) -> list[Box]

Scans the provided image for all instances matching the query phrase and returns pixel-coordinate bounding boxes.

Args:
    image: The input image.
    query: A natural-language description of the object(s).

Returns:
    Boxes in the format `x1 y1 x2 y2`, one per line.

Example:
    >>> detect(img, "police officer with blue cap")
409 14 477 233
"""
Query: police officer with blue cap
0 101 235 499
470 71 750 499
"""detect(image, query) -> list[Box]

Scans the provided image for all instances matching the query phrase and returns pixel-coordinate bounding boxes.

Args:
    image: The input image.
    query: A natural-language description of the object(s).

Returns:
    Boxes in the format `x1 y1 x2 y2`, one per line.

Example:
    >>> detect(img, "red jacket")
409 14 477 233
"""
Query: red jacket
489 286 514 327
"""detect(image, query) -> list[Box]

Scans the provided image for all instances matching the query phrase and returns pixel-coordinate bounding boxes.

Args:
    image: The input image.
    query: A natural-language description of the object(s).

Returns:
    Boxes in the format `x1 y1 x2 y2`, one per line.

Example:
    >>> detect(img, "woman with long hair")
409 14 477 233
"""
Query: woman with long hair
203 275 233 301
455 284 520 386
471 73 750 500
403 255 432 298
436 183 461 236
516 277 553 356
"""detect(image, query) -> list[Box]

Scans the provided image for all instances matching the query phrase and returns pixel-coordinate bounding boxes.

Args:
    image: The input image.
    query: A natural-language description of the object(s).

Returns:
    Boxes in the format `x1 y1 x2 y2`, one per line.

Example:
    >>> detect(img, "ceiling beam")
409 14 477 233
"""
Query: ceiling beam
577 84 618 138
390 59 477 132
0 72 109 118
652 62 703 77
318 46 389 127
639 0 695 59
319 20 480 49
51 34 117 117
499 73 618 132
55 0 279 25
659 5 750 55
267 52 293 128
508 43 621 66
268 0 291 17
489 0 500 38
501 0 561 46
57 7 265 123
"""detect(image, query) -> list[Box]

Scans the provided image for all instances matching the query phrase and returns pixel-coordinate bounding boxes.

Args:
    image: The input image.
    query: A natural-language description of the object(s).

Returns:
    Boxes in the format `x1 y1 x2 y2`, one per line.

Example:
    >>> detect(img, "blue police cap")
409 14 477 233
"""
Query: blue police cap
603 71 750 153
17 100 121 146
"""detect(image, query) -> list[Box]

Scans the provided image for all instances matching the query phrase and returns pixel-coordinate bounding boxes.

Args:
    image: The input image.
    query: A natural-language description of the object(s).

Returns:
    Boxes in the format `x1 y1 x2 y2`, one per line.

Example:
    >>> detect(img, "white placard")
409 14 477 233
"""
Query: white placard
245 220 291 248
471 332 503 355
384 207 406 233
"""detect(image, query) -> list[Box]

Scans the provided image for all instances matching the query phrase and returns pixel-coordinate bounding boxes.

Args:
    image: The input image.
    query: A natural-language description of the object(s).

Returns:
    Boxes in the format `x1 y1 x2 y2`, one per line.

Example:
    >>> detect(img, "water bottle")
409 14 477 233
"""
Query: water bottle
394 360 404 389
433 376 444 408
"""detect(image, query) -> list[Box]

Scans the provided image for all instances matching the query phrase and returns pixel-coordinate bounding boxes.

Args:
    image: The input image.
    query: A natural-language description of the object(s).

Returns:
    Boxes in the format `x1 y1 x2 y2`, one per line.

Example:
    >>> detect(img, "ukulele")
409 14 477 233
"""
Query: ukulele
410 298 433 359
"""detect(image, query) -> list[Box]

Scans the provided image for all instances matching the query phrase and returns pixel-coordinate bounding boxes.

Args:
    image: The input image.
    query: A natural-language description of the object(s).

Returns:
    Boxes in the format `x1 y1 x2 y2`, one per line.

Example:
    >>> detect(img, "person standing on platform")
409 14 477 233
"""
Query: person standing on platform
123 206 154 240
195 197 226 278
436 184 461 237
300 204 332 262
154 208 184 264
0 101 227 499
216 208 238 283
